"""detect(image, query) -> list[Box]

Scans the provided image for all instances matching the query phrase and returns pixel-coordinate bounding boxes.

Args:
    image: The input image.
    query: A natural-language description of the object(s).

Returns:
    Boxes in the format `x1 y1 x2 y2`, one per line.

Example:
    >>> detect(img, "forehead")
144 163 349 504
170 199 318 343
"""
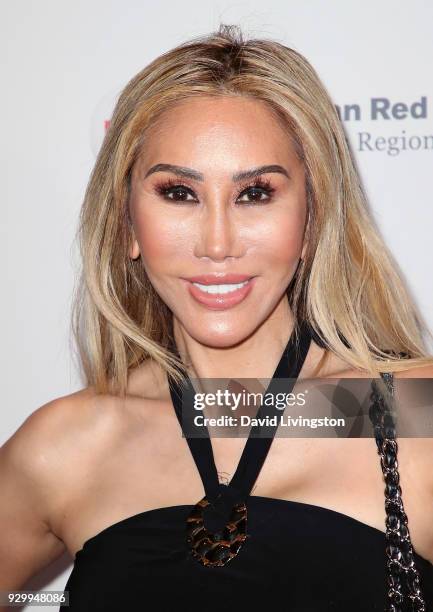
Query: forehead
138 95 301 169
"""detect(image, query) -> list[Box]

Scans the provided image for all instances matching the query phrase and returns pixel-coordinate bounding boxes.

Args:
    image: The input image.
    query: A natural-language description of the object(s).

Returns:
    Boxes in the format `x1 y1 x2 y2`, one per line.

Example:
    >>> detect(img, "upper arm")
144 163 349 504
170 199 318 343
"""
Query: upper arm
0 399 71 590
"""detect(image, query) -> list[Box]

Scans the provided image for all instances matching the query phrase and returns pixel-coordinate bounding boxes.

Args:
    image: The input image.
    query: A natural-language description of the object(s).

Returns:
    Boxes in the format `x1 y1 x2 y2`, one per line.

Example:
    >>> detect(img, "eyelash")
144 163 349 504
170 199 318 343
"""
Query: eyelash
153 176 276 205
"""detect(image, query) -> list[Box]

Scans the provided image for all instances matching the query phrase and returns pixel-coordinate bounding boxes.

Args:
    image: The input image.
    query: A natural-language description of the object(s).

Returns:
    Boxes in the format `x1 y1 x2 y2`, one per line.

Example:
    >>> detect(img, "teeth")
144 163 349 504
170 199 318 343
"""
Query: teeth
192 280 249 294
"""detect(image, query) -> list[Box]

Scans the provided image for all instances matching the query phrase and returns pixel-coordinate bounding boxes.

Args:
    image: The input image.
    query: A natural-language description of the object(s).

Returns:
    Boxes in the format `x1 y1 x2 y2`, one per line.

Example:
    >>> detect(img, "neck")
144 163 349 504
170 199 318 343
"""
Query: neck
172 296 297 381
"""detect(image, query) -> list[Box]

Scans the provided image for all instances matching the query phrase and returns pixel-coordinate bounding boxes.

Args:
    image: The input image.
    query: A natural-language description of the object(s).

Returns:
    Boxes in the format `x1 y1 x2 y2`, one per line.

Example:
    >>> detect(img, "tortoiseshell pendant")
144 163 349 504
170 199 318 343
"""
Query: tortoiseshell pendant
186 494 248 567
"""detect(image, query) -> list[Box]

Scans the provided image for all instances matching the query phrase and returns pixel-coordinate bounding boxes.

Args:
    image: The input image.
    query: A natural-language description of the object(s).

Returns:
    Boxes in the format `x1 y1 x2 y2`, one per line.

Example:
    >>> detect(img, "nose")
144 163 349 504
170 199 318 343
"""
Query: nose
193 200 241 262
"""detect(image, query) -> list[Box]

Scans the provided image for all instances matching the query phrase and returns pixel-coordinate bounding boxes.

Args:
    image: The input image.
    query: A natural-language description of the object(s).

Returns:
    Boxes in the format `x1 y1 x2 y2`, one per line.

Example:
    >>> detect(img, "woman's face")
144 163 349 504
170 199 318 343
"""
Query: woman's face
128 95 308 347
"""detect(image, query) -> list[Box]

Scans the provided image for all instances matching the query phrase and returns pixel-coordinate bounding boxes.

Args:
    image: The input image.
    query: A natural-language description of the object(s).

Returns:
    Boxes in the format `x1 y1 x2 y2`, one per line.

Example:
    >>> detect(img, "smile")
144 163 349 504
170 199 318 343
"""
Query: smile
183 277 257 310
192 281 249 294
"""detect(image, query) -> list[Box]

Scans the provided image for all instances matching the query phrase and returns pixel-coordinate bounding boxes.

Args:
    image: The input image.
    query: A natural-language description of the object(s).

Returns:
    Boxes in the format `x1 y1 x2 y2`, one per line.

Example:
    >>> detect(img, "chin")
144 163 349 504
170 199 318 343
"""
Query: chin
178 320 260 349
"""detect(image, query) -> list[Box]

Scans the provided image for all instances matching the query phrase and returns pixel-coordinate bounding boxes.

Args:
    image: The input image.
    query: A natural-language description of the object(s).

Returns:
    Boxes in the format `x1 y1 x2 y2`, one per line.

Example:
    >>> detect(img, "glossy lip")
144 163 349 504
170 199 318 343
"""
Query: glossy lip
182 276 257 310
182 273 254 285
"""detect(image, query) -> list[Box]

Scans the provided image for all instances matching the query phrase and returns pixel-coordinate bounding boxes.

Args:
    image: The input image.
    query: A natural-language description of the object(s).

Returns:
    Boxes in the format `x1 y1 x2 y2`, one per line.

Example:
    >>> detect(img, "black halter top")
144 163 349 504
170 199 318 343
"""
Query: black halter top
61 321 433 611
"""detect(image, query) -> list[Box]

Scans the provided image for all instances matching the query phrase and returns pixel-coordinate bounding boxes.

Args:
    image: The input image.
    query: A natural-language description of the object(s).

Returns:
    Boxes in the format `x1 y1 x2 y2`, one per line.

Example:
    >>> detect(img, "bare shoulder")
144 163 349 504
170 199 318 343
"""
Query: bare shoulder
0 387 132 587
3 386 122 463
393 363 433 378
392 364 433 496
4 358 173 498
1 387 129 523
2 388 92 477
319 354 433 381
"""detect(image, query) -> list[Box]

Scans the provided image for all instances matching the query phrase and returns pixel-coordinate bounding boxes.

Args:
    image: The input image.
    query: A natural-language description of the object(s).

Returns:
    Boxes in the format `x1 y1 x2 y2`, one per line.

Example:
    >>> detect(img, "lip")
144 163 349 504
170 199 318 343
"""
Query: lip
183 273 254 285
182 275 257 310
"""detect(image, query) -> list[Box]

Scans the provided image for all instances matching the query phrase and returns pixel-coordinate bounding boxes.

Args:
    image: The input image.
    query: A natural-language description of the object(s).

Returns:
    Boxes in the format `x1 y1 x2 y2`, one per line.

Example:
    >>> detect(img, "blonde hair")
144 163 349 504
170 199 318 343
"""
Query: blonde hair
71 24 433 397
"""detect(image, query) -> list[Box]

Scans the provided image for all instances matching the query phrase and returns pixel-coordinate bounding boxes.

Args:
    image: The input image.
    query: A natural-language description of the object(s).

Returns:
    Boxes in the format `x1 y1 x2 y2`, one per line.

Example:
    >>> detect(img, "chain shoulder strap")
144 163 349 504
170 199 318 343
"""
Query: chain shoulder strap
369 368 427 611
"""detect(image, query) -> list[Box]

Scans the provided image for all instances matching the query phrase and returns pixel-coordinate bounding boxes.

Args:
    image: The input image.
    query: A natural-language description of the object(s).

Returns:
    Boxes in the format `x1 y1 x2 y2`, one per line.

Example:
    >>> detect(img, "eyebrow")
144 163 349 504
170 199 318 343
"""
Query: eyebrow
143 163 291 182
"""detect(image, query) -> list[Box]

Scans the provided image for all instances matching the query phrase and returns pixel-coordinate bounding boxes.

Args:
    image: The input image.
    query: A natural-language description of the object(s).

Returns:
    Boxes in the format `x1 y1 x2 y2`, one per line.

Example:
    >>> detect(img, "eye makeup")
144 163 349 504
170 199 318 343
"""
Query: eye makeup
152 175 276 204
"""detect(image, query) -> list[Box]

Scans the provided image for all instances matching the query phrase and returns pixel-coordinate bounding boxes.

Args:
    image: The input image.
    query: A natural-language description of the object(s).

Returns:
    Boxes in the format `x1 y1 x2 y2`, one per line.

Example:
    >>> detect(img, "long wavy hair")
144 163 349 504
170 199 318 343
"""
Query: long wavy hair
71 24 433 396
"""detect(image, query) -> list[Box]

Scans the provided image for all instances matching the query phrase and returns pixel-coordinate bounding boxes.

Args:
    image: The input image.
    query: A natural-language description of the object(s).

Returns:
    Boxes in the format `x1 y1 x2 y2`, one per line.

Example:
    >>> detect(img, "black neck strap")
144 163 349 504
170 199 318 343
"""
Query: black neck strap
168 320 312 504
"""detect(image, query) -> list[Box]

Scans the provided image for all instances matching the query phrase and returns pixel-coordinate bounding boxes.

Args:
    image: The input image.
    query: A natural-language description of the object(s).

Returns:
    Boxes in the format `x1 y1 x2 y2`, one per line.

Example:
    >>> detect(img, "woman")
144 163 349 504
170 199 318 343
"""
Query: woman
1 24 432 612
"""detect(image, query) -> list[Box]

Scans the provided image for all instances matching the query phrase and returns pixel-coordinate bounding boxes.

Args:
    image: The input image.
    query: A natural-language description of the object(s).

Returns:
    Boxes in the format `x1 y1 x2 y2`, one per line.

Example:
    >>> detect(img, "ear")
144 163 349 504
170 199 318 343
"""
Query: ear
129 231 140 260
301 240 308 261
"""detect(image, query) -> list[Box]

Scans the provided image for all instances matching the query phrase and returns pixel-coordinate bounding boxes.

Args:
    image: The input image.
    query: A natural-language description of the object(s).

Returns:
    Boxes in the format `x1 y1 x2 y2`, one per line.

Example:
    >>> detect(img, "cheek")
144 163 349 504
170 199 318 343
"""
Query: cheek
133 212 184 271
249 211 305 270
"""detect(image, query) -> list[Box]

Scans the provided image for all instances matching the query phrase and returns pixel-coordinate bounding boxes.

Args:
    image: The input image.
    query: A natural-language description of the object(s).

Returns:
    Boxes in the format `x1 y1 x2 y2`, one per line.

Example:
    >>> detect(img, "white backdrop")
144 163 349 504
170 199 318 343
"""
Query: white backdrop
2 0 432 607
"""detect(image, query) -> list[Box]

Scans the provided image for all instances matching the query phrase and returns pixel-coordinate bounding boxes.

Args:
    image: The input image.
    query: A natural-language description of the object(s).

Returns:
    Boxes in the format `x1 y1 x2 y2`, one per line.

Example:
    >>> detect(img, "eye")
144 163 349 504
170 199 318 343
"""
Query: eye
153 176 276 205
235 177 275 204
154 179 198 203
